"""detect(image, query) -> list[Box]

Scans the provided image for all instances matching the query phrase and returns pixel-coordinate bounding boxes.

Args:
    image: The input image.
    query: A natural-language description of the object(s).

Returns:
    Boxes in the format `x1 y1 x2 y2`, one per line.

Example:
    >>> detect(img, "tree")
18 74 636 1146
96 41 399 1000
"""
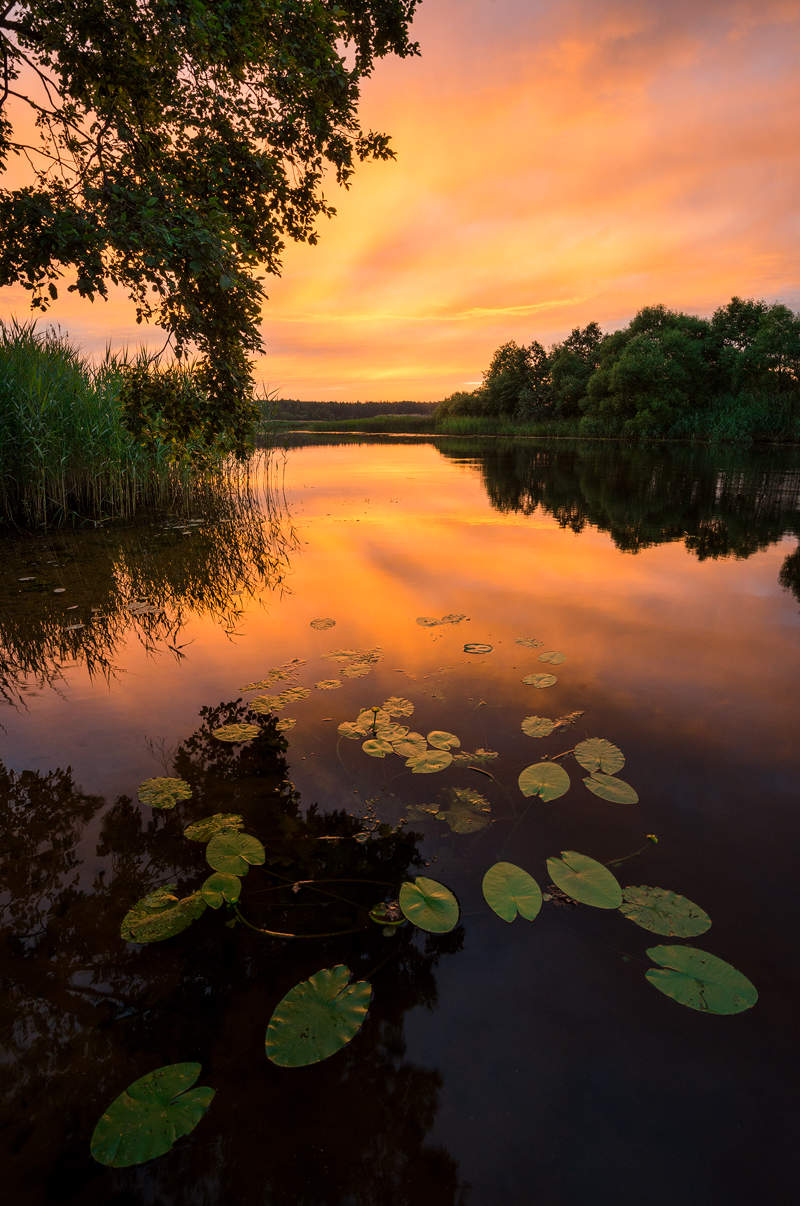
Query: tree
0 2 421 445
548 321 602 418
483 339 540 416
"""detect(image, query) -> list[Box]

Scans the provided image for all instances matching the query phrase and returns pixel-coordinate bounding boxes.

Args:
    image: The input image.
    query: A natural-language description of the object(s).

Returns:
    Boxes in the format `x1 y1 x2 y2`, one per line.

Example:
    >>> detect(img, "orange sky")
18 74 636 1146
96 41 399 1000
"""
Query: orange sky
1 0 799 399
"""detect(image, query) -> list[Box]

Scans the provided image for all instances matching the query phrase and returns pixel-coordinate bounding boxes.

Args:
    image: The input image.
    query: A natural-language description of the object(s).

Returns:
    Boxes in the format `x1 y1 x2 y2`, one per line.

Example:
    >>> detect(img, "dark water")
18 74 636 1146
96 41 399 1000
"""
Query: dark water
2 438 799 1205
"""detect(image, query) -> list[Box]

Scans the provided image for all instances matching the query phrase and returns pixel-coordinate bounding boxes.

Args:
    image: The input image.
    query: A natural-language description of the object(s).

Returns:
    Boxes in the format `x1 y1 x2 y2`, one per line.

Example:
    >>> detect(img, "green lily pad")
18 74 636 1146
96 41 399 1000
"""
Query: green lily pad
279 686 310 702
521 715 556 738
538 650 565 665
249 695 283 715
276 717 296 732
399 877 459 932
382 696 414 718
546 851 622 909
523 673 557 688
265 965 372 1066
393 734 428 759
574 738 625 775
451 747 499 766
362 738 394 758
368 901 405 927
137 777 192 811
90 1063 215 1167
373 722 409 743
206 832 265 875
337 721 364 741
427 730 461 750
518 761 570 802
310 617 336 630
482 862 542 923
405 748 454 774
515 637 543 648
183 813 244 842
121 885 207 943
212 722 261 744
645 945 757 1014
436 788 493 834
416 613 468 627
621 886 711 937
355 708 390 733
201 872 242 908
584 772 639 805
315 679 342 691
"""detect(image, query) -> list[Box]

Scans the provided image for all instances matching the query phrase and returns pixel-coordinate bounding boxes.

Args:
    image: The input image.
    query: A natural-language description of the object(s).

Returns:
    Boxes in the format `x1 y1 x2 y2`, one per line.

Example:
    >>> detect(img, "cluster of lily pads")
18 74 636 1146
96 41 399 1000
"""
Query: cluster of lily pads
97 632 758 1171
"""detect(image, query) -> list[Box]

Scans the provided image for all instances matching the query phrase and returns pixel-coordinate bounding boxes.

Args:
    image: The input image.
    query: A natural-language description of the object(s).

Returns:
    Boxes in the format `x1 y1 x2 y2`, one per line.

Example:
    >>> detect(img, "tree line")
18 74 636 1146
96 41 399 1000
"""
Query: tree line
436 298 800 440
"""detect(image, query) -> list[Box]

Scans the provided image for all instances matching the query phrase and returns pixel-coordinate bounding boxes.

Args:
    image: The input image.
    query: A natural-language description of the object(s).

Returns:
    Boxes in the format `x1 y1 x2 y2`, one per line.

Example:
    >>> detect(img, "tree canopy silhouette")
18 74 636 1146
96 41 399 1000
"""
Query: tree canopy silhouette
0 1 420 441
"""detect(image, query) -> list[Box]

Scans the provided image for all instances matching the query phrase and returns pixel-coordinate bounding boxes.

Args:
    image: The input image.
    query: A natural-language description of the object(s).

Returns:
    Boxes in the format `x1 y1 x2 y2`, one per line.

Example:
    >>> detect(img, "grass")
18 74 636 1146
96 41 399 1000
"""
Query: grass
0 322 229 527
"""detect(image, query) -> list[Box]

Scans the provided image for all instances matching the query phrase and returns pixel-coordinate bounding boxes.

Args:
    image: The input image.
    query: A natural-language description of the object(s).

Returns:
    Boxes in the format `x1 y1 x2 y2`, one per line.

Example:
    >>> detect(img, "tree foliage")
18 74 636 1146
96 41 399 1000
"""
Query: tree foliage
0 1 421 445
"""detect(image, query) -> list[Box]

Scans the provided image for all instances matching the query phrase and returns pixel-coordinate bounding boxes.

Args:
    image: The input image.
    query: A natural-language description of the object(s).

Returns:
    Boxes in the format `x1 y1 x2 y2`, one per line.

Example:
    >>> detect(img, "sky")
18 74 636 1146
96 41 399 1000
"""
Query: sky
1 0 799 400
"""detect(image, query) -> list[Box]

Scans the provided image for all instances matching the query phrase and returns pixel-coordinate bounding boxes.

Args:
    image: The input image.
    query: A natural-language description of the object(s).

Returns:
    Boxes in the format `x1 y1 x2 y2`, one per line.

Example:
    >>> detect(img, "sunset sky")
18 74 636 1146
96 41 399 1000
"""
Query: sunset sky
1 0 799 399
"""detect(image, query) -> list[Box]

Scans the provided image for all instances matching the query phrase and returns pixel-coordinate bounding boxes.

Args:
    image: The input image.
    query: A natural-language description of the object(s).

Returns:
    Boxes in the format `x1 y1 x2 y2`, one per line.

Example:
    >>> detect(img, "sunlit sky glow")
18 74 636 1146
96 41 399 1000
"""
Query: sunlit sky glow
1 0 798 399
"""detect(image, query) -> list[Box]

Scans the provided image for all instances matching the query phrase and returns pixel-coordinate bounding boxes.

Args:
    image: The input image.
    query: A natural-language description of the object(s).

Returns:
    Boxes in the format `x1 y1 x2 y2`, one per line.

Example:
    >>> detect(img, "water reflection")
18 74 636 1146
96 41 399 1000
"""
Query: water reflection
1 698 467 1205
0 452 295 706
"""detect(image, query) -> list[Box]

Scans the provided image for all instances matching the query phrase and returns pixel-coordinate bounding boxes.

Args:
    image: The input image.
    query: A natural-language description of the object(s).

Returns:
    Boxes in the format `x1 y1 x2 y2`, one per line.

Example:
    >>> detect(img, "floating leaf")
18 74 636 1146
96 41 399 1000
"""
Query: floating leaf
121 885 206 943
315 679 342 691
645 945 757 1014
515 637 543 648
201 872 242 908
310 618 336 630
355 707 390 732
399 877 459 932
249 694 283 715
482 862 542 923
523 673 557 688
574 738 625 775
265 965 372 1066
584 772 639 805
368 902 404 928
381 696 414 718
137 777 192 811
276 718 296 732
518 761 570 802
362 738 394 758
373 722 409 743
90 1063 215 1168
416 613 468 627
341 662 372 678
521 715 556 738
427 730 461 750
554 709 585 731
405 748 454 774
546 851 622 909
279 686 310 702
620 886 711 937
212 722 260 744
538 650 566 665
183 813 244 842
393 735 428 758
337 721 364 741
464 642 493 654
206 832 265 875
452 746 499 766
437 788 493 833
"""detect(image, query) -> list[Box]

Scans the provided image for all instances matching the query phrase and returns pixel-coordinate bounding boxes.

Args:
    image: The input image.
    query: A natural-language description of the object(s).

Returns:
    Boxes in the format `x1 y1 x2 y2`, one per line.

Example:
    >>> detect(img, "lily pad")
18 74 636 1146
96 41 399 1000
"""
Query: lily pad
121 885 207 943
546 850 622 909
265 965 372 1066
399 877 459 932
554 709 585 730
515 637 543 648
518 761 570 802
437 788 493 834
523 673 557 688
315 679 342 691
183 813 244 842
405 748 454 774
584 772 639 805
381 696 415 718
276 718 296 732
355 708 390 733
482 862 542 923
338 721 365 741
201 872 242 908
620 886 711 937
452 747 499 766
464 642 493 654
574 738 625 775
645 945 757 1014
206 831 265 875
310 617 336 630
90 1063 215 1167
521 715 556 738
427 730 461 750
362 738 394 758
372 722 409 743
416 613 468 627
279 686 310 702
393 734 428 759
538 650 566 665
212 722 261 744
341 662 372 678
137 777 192 811
248 694 284 715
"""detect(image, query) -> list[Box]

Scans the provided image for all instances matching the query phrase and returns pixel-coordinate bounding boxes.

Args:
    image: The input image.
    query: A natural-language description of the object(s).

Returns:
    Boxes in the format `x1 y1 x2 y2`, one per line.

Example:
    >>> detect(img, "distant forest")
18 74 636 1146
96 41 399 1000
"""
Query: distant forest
268 398 437 420
436 298 800 441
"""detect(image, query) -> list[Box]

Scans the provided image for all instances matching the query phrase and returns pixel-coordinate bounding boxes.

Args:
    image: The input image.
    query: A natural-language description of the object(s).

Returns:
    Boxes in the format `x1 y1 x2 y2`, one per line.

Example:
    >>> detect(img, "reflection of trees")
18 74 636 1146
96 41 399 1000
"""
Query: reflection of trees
1 698 467 1205
0 451 295 706
779 545 800 607
435 439 800 560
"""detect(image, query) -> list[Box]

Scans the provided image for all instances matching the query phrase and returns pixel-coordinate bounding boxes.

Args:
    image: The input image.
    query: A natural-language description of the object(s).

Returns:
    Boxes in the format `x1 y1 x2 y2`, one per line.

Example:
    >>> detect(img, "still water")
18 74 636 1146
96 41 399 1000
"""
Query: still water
2 437 799 1205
